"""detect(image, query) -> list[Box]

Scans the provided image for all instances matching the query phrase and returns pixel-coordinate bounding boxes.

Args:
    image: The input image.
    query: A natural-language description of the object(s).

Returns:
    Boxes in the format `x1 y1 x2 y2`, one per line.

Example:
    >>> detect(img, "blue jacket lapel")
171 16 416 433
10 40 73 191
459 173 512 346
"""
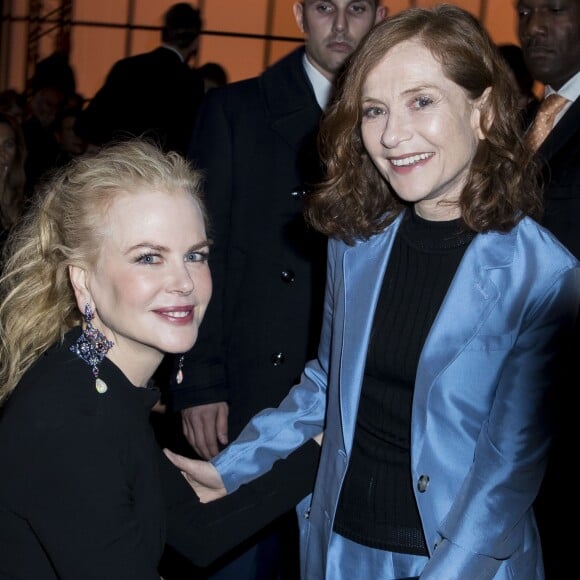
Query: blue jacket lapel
339 214 402 447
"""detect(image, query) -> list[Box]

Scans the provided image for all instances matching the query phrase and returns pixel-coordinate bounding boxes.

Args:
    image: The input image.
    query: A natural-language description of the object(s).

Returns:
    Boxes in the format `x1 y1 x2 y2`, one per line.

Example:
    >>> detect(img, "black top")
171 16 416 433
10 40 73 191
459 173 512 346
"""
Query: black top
334 210 474 554
0 327 320 579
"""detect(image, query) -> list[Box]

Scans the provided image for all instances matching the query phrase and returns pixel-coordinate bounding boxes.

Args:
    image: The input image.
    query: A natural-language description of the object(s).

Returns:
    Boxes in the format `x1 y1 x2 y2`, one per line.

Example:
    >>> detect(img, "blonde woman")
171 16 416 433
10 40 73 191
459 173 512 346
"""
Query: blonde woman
0 139 314 579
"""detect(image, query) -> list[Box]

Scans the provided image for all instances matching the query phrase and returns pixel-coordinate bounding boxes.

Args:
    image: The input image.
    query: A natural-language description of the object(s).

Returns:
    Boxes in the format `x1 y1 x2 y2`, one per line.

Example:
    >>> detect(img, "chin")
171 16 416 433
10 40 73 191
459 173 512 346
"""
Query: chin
159 331 199 355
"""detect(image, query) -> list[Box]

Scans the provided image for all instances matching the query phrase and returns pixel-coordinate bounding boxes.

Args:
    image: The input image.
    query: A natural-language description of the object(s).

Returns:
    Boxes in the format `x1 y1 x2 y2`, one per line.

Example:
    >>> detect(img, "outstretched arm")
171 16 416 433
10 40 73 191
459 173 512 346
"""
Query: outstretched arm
163 438 321 567
164 432 324 503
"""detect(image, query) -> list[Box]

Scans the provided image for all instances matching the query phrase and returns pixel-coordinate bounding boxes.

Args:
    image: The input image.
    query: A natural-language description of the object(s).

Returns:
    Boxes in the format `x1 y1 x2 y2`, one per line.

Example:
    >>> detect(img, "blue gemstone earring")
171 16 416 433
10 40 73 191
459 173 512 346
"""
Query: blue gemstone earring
70 303 114 394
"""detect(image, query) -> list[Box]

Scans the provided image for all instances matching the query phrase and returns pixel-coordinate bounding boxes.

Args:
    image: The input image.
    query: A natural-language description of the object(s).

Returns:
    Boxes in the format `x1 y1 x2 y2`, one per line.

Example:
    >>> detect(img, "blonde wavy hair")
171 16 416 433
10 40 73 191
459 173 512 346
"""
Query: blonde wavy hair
0 138 206 404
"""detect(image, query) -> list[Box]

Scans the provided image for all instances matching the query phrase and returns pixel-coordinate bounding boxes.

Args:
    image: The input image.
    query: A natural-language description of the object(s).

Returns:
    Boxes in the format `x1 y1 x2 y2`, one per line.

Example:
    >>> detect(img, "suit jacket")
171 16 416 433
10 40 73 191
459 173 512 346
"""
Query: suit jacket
75 46 204 155
172 47 328 439
537 95 580 260
532 94 580 578
0 329 320 579
213 213 580 580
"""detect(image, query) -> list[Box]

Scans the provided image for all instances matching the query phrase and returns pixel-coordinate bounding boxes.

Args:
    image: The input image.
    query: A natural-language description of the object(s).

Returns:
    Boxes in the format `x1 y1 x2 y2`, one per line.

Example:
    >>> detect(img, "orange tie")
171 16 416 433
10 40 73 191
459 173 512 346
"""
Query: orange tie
525 93 569 151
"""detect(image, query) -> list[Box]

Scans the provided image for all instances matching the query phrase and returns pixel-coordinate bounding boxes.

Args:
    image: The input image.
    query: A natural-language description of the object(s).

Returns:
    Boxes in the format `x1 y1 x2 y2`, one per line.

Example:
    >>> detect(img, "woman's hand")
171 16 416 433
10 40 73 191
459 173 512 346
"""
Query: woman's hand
163 448 227 503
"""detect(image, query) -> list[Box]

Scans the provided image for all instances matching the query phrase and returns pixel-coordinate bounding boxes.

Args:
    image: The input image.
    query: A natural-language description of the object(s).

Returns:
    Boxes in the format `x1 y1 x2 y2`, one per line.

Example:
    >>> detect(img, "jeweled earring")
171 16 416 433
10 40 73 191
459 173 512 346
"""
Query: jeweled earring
176 355 184 384
70 303 114 394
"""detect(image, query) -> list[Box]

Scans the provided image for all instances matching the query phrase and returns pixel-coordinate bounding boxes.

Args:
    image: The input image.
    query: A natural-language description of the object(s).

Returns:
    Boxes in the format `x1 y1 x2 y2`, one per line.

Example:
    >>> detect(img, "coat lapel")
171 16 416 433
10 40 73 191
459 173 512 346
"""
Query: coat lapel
259 48 322 151
339 215 402 448
411 229 515 454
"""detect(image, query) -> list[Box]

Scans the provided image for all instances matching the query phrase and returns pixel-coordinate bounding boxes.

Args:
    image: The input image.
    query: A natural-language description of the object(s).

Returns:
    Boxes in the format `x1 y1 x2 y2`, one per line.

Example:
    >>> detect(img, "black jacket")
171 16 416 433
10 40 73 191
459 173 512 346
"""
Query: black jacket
171 47 328 440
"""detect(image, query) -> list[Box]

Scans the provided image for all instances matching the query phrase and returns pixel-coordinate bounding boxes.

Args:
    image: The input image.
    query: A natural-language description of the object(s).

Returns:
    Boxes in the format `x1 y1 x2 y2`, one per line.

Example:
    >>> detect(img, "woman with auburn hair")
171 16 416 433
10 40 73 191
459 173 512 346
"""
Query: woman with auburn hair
165 6 580 579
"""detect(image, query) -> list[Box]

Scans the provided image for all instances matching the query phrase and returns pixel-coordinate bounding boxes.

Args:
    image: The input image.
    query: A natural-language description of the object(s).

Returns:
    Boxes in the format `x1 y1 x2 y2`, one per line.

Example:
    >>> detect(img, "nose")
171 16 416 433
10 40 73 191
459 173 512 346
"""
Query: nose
333 9 347 33
169 263 194 295
520 9 547 40
380 114 411 149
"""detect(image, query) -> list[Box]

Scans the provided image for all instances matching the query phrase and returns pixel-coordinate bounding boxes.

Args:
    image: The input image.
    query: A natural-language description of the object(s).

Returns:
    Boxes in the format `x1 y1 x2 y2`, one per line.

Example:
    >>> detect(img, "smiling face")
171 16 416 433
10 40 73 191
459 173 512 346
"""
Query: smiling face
360 40 485 221
293 0 386 81
70 188 212 386
517 0 580 90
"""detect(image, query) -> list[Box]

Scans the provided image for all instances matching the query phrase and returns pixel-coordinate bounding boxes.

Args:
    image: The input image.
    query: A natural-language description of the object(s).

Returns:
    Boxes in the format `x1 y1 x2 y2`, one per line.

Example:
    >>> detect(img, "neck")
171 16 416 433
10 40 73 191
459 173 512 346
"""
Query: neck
105 347 163 388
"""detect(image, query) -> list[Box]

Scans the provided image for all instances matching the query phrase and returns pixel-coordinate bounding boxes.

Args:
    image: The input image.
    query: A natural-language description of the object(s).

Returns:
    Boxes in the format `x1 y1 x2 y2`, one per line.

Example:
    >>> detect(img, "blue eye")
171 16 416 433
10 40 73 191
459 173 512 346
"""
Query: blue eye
413 95 433 109
362 106 384 118
136 253 160 264
185 250 209 263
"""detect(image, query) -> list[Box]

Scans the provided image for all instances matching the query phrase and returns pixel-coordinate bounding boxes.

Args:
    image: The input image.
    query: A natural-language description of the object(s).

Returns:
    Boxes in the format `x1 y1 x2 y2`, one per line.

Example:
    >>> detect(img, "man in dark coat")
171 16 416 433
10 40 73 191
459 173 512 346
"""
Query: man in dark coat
75 3 204 156
516 1 580 578
170 1 387 578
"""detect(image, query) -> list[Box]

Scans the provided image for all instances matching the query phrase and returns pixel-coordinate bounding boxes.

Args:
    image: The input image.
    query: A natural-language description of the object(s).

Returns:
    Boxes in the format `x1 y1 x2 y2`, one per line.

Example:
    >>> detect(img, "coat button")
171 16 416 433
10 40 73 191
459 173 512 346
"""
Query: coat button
270 352 285 366
280 269 295 283
290 188 309 199
417 474 430 493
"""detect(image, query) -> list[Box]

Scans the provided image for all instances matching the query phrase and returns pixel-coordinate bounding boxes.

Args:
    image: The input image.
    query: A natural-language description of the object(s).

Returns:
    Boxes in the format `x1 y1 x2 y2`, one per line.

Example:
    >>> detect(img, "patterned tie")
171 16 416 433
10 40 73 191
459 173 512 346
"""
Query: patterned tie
525 93 568 151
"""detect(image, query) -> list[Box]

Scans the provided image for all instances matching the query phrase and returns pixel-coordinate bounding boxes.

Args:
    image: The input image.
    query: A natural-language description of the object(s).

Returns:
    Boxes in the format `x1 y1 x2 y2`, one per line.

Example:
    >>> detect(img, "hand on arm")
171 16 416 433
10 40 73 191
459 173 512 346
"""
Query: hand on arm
180 401 228 459
163 448 227 503
164 431 323 504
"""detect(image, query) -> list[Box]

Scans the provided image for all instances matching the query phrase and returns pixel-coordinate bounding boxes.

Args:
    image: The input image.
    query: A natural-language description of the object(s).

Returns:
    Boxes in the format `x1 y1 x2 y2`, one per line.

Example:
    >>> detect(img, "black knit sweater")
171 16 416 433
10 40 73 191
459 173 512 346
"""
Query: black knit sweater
333 209 475 554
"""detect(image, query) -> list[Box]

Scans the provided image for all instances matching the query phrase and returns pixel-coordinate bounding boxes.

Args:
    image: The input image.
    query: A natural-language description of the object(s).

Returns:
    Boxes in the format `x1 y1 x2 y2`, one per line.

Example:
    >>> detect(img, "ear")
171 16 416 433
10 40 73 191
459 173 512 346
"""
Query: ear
293 2 305 33
376 5 388 23
69 265 91 312
471 86 493 141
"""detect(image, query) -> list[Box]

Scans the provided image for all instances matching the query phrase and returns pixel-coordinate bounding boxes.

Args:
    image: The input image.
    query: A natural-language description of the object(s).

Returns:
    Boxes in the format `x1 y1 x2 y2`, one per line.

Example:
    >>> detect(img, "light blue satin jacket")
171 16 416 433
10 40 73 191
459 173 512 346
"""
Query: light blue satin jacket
213 213 580 579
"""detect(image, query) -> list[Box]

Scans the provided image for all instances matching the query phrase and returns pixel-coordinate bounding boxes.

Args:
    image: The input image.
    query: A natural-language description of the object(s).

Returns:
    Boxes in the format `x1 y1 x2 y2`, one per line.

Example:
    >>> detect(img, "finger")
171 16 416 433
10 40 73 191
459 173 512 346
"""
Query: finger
181 418 198 451
216 405 229 446
203 423 221 458
163 448 200 477
163 448 186 470
192 421 214 459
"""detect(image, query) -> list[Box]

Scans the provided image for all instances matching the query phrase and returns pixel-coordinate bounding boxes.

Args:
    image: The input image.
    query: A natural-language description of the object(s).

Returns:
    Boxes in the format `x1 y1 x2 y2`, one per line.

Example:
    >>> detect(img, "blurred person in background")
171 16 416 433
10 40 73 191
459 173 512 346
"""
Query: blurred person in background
498 43 539 127
198 62 229 93
0 90 27 125
0 112 27 252
516 1 580 577
75 3 205 156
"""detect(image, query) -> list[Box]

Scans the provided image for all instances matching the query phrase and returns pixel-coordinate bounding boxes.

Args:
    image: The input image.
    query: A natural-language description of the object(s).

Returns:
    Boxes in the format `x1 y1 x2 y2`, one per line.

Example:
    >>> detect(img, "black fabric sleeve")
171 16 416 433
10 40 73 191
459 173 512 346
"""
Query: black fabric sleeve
163 438 320 567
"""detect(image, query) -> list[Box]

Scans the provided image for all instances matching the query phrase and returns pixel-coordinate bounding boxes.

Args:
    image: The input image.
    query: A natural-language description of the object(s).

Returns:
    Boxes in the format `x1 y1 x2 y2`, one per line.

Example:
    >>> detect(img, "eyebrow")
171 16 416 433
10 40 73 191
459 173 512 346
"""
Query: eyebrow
363 83 438 98
125 240 211 255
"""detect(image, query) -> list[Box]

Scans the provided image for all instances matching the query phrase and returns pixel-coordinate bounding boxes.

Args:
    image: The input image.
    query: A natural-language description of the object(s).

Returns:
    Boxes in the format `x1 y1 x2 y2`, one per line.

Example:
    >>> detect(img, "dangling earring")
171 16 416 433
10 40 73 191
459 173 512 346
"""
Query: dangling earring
70 303 114 394
176 355 184 384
